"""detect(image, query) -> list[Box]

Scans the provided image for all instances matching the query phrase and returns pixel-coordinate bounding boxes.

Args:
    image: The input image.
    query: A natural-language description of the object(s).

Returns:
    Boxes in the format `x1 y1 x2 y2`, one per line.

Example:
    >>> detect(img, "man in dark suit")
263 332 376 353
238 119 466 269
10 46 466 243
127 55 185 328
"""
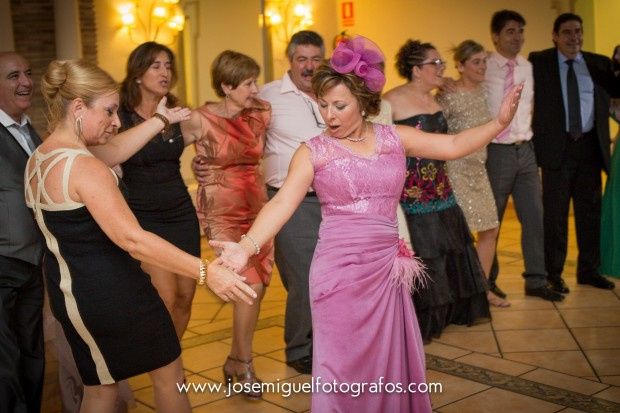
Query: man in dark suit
0 51 45 413
529 13 619 292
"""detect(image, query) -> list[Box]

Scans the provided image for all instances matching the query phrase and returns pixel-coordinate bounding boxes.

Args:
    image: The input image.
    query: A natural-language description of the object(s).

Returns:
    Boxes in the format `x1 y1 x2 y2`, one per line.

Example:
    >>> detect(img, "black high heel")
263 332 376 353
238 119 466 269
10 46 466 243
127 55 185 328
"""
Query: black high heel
222 356 262 400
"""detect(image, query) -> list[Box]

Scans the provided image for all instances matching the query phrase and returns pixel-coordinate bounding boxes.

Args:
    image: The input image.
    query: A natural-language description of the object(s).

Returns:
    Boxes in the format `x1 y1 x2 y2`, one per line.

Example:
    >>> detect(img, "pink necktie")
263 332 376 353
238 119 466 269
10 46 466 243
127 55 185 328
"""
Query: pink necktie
496 59 516 142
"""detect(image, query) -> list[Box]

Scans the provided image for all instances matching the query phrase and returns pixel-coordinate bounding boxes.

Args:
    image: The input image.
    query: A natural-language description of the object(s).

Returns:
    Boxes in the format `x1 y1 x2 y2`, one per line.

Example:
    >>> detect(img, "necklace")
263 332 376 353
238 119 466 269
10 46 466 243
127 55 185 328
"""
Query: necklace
344 122 367 142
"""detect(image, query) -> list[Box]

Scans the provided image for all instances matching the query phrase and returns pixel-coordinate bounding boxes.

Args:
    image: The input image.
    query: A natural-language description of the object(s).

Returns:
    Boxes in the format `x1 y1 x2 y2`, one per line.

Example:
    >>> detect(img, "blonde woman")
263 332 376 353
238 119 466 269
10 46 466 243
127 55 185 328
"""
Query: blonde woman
26 59 255 411
437 40 508 307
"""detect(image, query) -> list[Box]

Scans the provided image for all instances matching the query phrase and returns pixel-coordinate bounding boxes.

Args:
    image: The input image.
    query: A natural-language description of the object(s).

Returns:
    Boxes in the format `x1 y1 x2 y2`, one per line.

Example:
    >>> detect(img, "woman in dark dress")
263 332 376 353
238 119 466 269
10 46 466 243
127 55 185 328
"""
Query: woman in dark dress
27 59 256 411
119 42 200 339
384 40 491 343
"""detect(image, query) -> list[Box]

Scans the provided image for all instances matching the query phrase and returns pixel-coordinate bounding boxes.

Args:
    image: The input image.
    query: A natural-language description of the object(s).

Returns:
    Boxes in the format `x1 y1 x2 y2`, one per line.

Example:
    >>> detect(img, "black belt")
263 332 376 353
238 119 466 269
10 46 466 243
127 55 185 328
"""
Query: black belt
566 128 596 141
266 185 317 197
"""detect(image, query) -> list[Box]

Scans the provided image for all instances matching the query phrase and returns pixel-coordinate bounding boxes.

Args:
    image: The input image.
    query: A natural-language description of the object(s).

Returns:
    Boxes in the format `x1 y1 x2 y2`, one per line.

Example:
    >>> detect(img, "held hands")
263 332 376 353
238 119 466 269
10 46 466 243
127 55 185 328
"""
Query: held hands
209 240 251 272
497 83 524 128
156 96 192 124
206 260 257 304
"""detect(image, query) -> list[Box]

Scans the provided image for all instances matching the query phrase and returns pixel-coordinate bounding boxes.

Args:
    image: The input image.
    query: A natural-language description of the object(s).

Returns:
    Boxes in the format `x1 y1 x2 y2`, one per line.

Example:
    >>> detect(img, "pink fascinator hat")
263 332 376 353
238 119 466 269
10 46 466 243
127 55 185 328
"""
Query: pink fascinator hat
329 35 386 93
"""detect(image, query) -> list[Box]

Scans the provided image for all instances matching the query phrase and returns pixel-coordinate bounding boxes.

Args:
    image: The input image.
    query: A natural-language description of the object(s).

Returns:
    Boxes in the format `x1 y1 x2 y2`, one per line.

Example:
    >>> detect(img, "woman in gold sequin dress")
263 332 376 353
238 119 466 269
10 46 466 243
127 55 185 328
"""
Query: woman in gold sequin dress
437 40 509 307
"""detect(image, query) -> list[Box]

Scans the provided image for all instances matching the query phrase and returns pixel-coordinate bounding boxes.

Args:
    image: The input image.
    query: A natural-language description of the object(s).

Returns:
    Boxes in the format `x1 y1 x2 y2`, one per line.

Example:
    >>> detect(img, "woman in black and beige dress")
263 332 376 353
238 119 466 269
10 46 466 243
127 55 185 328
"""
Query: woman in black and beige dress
26 59 256 412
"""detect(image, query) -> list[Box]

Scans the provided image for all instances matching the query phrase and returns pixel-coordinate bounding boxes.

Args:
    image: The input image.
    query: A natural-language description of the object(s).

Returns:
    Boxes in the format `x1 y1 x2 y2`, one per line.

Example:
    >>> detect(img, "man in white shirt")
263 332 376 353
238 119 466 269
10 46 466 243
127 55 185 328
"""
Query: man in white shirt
0 51 45 413
484 10 563 302
259 31 325 374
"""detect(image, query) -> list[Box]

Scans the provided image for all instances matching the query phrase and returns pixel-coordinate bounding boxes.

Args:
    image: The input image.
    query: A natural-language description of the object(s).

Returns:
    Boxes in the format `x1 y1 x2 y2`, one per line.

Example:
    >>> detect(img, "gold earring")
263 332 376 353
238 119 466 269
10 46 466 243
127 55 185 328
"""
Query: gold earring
74 116 83 138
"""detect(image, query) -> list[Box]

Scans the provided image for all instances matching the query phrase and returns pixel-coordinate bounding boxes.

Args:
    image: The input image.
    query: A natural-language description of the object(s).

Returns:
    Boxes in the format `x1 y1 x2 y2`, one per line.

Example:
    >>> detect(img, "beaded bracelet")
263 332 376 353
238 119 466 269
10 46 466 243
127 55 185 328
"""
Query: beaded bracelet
241 234 261 256
197 258 209 285
152 112 170 134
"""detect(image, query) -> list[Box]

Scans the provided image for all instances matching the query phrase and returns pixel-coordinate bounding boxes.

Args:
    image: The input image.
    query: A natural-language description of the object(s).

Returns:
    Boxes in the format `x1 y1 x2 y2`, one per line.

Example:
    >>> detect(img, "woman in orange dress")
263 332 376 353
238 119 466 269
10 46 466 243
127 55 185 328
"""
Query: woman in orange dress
182 50 273 399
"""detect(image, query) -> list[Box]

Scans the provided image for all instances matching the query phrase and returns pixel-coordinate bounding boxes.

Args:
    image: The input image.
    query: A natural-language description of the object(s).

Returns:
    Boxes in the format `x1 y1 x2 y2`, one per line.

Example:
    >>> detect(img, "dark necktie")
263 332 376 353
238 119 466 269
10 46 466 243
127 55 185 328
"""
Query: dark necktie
566 59 582 140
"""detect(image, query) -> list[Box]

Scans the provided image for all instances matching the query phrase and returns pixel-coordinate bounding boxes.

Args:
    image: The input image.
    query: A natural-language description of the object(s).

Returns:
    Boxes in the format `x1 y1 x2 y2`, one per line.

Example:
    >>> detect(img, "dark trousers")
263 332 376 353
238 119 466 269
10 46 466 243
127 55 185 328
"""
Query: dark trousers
541 131 603 280
0 256 44 413
268 189 321 362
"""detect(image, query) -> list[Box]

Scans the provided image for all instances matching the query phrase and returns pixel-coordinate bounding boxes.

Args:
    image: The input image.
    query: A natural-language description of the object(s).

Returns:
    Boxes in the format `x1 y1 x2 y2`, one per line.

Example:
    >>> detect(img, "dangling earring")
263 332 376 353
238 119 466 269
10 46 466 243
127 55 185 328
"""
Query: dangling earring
74 116 83 139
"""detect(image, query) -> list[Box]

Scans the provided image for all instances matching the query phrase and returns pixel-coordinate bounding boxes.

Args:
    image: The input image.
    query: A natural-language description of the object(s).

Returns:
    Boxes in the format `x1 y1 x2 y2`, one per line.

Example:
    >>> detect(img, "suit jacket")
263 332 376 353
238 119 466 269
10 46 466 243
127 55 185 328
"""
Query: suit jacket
529 48 620 171
0 122 44 265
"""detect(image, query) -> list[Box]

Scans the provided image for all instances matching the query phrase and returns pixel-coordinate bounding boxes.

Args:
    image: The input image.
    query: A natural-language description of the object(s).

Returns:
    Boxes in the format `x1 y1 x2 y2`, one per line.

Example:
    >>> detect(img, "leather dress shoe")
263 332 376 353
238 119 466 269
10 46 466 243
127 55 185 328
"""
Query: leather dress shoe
489 284 507 299
578 275 615 290
286 356 312 374
548 277 570 294
525 285 564 301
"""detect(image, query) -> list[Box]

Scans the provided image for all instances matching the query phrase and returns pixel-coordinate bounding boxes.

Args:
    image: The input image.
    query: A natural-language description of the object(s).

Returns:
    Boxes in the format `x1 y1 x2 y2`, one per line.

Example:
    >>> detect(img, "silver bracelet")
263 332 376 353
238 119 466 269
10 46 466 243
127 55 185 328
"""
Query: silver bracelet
241 234 260 256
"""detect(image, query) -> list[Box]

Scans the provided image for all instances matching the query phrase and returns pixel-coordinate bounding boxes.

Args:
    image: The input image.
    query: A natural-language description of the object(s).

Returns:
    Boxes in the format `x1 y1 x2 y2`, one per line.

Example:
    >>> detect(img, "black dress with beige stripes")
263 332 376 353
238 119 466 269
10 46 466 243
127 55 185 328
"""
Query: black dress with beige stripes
25 148 180 385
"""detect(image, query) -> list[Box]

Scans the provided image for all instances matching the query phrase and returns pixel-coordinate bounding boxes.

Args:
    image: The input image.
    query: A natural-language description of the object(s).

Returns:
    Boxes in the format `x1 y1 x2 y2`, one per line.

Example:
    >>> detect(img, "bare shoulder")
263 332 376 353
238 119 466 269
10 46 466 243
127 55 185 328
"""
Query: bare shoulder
383 85 407 103
71 154 117 186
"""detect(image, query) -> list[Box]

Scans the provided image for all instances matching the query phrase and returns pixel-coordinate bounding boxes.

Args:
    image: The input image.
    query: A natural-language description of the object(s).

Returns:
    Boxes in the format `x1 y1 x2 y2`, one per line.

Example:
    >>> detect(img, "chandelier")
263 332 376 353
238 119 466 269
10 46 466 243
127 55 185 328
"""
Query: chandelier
118 0 185 44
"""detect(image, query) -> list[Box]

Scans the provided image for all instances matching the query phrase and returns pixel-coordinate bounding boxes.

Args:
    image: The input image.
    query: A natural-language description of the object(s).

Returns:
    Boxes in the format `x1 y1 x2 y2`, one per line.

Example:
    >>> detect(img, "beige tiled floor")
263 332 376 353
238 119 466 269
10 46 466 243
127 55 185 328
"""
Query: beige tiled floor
41 205 620 412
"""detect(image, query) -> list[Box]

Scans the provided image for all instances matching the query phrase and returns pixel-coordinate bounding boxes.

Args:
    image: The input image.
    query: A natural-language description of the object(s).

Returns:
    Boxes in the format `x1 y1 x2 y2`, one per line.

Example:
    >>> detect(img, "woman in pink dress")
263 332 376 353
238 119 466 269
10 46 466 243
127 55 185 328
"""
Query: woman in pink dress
212 37 522 412
182 50 273 399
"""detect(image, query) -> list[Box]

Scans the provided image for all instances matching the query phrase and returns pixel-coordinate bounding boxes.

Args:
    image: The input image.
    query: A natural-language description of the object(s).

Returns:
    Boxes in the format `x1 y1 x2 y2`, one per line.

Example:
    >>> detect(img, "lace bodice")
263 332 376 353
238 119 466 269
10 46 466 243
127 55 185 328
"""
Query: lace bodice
305 123 405 220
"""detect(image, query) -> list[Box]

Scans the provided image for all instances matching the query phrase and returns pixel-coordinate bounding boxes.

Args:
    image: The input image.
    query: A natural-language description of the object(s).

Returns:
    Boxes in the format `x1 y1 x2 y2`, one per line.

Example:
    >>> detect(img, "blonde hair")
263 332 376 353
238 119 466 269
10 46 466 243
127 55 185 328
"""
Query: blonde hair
452 40 484 64
41 59 118 133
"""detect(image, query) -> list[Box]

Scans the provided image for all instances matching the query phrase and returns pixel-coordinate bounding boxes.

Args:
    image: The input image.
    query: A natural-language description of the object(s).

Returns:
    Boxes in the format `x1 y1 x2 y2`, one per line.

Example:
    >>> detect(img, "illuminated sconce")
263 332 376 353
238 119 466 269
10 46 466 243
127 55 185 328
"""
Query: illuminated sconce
119 0 185 44
264 0 314 42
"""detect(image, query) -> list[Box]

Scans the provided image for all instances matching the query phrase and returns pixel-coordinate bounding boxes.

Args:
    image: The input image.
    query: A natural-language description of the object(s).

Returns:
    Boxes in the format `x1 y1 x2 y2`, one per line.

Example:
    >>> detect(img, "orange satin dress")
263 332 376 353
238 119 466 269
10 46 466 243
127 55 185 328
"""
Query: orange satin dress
195 98 274 285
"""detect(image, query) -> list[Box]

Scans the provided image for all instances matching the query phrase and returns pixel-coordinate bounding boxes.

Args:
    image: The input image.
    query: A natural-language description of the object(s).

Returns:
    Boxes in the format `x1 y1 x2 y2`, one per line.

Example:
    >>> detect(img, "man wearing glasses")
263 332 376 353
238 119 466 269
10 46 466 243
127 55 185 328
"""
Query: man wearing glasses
484 10 563 302
258 30 326 374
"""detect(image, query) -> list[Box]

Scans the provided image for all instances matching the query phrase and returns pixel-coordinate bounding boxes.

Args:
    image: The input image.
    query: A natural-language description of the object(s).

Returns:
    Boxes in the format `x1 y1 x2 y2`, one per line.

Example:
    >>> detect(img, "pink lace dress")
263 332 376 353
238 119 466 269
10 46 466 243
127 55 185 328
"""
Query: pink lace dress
306 123 431 412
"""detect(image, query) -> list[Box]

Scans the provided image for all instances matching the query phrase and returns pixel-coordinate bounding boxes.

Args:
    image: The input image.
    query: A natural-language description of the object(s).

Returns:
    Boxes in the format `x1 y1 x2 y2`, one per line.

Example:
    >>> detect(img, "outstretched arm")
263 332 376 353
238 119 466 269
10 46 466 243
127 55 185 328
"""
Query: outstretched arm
398 83 523 159
69 156 256 304
89 97 191 166
210 144 314 269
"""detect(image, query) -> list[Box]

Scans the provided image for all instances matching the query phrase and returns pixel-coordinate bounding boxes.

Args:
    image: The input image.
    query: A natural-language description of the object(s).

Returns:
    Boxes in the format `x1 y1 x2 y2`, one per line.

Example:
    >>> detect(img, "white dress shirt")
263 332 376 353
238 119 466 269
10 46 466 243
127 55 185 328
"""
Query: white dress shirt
0 108 36 155
484 52 534 144
259 72 325 188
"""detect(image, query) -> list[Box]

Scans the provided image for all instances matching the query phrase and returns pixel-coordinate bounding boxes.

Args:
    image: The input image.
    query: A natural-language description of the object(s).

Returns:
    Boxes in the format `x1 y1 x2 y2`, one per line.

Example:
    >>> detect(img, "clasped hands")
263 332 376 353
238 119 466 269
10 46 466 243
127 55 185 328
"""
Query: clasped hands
209 240 252 272
205 240 255 304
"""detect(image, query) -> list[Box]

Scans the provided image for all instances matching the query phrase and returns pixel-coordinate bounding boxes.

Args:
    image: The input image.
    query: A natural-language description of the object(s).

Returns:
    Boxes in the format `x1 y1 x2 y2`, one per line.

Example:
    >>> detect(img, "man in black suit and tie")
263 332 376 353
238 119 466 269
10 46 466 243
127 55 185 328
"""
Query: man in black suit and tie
0 51 45 413
529 13 619 292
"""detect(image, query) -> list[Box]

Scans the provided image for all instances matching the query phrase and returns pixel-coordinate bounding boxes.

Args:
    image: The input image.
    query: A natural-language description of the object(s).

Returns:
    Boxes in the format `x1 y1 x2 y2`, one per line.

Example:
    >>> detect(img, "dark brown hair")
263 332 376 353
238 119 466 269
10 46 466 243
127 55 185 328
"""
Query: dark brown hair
120 41 178 110
395 39 436 81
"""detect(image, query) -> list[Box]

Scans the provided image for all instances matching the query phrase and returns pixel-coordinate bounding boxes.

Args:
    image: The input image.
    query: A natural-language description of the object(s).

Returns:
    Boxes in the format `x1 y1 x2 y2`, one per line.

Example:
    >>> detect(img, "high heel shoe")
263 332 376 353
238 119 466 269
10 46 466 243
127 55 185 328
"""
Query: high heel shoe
222 356 262 400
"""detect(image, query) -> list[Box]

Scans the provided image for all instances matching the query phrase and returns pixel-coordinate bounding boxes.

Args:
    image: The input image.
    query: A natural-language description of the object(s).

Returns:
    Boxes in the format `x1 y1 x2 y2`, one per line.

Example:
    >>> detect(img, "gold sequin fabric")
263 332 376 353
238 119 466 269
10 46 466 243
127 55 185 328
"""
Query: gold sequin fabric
437 88 499 232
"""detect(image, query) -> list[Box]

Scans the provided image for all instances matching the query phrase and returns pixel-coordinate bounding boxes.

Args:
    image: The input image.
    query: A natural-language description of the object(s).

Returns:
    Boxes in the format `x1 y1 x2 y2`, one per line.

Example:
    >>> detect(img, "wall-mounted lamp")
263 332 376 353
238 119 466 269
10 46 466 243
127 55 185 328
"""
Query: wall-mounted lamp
264 0 314 43
119 0 185 44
